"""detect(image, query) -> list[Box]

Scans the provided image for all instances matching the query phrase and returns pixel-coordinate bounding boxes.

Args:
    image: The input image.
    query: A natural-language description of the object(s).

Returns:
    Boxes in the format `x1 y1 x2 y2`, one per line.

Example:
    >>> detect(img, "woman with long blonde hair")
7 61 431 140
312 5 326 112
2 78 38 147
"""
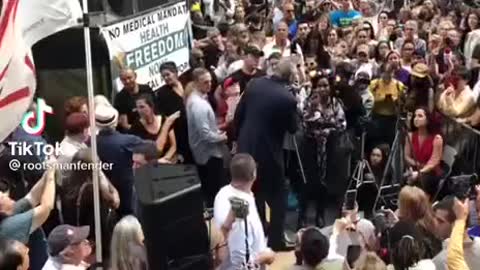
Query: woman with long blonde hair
110 216 148 270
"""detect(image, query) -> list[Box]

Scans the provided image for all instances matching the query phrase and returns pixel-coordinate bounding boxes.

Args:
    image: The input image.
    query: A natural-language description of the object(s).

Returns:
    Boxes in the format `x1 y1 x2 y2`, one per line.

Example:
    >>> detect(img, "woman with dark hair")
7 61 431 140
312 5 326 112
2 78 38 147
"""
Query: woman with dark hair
130 94 177 163
304 22 331 69
369 144 390 184
325 28 341 57
375 41 391 66
362 21 377 47
299 73 346 227
404 107 443 198
376 11 389 38
0 239 29 270
401 41 416 72
462 10 480 48
156 61 193 163
387 221 436 270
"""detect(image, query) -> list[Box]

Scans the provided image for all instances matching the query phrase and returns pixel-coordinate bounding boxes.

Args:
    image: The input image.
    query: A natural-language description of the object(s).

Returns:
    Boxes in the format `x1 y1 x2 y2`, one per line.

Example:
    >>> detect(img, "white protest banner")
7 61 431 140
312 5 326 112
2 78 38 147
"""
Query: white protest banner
101 1 191 91
18 0 83 47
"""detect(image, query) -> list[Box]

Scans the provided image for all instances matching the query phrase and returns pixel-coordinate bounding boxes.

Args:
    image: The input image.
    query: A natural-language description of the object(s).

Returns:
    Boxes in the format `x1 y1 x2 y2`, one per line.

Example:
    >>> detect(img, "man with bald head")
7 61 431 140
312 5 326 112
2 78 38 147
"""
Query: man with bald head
234 58 299 251
113 68 153 132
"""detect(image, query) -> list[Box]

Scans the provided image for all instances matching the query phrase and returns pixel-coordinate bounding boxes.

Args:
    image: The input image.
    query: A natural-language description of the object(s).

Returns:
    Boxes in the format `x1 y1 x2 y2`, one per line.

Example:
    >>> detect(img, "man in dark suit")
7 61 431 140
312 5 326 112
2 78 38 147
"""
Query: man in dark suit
234 59 299 251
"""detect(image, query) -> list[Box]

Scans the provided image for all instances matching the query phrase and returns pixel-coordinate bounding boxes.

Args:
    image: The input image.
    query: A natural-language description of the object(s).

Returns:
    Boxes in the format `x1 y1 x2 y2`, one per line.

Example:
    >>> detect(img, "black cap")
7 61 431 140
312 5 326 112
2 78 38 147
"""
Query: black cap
244 44 264 57
48 225 90 256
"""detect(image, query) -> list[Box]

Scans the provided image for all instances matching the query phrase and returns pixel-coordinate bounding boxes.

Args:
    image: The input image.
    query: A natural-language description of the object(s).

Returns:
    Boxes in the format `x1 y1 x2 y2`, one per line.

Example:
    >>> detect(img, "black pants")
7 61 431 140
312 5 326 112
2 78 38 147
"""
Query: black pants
367 114 397 152
297 138 327 224
197 157 227 208
253 164 287 250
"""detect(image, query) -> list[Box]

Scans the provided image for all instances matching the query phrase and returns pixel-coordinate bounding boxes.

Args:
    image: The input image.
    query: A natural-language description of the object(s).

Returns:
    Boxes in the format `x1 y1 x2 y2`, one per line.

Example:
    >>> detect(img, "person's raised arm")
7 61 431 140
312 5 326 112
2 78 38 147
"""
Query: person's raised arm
156 111 180 154
30 165 56 233
447 198 470 270
445 90 475 117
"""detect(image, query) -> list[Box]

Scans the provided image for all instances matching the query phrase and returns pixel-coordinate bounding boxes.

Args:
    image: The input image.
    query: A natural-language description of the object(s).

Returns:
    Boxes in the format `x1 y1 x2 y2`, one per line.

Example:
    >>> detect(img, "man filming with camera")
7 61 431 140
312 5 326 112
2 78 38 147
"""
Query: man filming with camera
214 154 275 270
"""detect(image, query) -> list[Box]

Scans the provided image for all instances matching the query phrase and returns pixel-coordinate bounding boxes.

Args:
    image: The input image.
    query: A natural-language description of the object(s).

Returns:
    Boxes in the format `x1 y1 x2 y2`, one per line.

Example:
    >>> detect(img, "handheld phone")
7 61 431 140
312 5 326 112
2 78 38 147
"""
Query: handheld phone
346 245 362 268
345 190 357 211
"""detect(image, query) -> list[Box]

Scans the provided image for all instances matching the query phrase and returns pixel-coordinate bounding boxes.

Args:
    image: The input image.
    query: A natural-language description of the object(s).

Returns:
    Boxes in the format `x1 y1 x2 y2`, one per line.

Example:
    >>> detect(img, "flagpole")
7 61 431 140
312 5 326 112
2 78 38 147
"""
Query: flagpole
81 0 103 268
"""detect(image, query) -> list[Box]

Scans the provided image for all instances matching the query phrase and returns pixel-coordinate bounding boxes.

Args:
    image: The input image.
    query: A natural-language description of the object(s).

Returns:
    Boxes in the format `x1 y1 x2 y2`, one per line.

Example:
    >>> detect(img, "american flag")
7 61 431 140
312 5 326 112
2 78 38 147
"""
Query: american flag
0 0 36 142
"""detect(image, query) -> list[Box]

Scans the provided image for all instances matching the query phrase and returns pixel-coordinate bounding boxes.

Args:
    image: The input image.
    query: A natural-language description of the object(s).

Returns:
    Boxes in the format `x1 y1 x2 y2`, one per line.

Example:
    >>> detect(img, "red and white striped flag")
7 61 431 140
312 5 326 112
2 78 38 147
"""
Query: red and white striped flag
0 0 36 142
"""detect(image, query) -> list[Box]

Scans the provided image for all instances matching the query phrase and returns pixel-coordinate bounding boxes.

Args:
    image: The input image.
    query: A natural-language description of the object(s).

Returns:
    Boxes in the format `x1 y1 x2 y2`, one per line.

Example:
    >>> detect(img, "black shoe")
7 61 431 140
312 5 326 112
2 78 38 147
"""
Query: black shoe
270 241 296 252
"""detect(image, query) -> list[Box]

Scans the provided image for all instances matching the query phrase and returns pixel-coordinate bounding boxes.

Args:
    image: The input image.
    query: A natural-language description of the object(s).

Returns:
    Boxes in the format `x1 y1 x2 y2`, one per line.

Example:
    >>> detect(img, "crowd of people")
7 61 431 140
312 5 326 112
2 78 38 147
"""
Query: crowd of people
1 0 480 269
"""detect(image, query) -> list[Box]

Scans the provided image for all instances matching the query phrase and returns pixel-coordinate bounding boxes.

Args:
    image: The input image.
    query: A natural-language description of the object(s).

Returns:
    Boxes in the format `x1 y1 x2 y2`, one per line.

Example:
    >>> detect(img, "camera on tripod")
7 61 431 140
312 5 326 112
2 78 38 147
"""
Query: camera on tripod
448 174 479 200
229 197 250 219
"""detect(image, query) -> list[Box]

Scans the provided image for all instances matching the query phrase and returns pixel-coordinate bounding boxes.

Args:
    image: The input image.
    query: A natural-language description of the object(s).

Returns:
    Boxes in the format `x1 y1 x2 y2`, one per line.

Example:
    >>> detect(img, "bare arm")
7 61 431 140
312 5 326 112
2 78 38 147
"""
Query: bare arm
25 172 49 207
156 112 180 154
162 130 177 161
30 168 56 233
254 250 275 265
99 172 120 209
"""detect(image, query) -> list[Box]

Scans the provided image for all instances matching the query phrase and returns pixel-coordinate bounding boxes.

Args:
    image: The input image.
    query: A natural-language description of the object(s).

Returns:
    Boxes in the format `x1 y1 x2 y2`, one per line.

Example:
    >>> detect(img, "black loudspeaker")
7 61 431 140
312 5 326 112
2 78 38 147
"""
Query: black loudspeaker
134 164 211 270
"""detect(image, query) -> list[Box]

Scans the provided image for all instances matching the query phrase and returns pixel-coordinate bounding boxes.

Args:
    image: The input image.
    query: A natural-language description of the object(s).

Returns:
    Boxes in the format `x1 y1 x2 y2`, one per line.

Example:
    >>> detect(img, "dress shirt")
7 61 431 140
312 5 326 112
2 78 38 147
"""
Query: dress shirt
186 90 225 165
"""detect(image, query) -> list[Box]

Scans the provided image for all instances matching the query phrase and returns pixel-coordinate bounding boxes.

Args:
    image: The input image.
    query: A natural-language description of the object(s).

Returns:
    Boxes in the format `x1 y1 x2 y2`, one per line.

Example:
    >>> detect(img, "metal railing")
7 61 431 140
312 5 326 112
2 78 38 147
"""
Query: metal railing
442 114 480 175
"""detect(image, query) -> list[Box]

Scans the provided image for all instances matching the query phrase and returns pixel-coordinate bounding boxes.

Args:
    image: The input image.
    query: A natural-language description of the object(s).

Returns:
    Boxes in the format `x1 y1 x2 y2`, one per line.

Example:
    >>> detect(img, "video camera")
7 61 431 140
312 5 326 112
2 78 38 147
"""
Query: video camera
448 174 479 200
229 197 250 219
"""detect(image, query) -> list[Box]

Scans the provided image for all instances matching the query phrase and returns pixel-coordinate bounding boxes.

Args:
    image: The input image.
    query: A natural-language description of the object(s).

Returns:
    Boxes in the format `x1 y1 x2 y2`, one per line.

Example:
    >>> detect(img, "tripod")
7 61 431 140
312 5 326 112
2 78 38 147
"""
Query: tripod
372 116 414 213
349 132 376 190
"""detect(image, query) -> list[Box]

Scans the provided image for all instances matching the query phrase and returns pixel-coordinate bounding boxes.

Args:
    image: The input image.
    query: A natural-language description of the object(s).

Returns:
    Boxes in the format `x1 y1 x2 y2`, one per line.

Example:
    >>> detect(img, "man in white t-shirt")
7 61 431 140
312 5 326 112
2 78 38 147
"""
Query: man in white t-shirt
214 154 275 269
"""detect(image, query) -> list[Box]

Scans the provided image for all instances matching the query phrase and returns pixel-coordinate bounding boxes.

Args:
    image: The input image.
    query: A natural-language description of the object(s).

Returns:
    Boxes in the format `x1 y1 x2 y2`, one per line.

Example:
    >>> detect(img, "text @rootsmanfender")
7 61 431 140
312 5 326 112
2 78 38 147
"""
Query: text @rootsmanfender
8 159 114 172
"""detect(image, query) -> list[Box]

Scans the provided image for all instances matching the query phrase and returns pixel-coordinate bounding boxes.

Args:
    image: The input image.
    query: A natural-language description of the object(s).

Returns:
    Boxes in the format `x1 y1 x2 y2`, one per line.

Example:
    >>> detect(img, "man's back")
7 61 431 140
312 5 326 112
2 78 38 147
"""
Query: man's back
96 129 143 215
214 185 268 270
236 76 297 162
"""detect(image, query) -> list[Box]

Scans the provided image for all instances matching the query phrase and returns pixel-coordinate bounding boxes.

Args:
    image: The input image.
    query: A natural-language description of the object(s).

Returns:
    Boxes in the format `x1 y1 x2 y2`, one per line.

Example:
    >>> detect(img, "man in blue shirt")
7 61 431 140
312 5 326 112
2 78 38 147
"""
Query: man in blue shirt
273 2 298 40
329 0 361 28
95 104 176 217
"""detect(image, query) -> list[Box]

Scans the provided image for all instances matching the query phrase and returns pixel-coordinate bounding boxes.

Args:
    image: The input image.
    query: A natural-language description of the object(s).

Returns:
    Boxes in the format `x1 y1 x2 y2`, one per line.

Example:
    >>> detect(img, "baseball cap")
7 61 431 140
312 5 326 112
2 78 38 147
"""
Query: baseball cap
48 225 90 256
244 44 264 57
